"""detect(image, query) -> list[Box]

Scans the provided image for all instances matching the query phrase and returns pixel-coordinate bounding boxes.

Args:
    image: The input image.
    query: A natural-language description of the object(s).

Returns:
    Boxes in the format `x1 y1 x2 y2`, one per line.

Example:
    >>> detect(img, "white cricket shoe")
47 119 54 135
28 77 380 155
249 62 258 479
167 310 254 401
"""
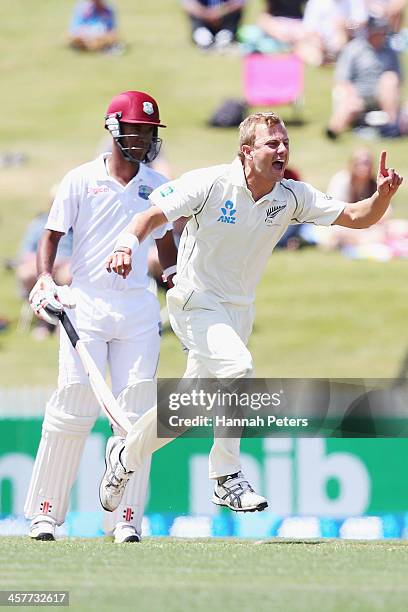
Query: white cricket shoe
212 471 268 512
114 523 141 544
99 436 133 512
29 515 56 541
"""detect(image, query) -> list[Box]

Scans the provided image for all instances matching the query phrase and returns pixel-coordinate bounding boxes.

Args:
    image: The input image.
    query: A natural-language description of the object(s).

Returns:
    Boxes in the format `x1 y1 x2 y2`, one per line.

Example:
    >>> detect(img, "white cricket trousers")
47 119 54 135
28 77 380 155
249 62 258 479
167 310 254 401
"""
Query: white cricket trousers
57 284 161 394
125 286 254 479
25 283 160 528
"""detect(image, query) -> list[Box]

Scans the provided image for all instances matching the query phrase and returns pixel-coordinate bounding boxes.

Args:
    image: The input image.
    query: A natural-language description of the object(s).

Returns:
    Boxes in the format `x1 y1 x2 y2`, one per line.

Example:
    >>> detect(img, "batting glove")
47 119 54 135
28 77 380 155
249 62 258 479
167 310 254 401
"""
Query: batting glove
29 273 75 325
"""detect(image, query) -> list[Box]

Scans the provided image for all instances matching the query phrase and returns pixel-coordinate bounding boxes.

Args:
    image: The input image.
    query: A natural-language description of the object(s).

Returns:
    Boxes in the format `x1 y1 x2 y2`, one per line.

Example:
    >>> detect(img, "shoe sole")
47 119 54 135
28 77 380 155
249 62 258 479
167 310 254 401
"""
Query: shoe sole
117 535 141 544
212 494 268 513
30 533 55 541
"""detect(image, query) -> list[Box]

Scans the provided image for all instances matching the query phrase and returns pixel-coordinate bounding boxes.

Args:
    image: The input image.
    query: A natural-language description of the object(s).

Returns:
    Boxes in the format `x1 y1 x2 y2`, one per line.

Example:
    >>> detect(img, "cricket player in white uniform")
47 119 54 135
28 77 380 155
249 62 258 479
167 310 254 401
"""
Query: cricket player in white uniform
25 91 178 542
100 111 403 513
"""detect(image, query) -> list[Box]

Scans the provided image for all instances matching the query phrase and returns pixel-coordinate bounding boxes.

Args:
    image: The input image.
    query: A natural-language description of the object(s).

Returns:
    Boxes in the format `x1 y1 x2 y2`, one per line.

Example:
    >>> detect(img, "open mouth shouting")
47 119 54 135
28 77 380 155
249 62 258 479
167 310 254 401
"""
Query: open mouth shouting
272 160 285 171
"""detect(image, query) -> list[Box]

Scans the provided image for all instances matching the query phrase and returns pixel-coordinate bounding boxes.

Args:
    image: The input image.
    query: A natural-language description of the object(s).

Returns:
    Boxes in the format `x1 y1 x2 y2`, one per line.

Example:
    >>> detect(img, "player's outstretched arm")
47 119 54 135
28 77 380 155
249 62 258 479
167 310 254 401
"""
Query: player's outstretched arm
333 151 403 229
106 205 168 278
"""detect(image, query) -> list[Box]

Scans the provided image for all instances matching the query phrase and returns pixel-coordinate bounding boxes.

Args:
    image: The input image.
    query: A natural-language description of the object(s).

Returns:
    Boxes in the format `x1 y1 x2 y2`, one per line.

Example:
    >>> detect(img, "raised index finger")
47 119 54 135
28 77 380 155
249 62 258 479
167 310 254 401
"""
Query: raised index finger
379 150 387 177
106 255 113 272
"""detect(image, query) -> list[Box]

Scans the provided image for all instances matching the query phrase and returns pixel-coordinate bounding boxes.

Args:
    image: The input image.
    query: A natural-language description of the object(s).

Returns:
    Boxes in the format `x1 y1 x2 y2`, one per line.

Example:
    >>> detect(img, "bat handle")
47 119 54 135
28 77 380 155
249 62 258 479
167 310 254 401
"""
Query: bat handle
58 310 80 347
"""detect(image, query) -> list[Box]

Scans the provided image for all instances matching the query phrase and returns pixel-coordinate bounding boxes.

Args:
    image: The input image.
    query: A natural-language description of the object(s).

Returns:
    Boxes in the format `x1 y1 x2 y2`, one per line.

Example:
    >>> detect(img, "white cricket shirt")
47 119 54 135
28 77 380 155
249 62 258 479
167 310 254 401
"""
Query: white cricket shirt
46 153 169 290
150 158 345 306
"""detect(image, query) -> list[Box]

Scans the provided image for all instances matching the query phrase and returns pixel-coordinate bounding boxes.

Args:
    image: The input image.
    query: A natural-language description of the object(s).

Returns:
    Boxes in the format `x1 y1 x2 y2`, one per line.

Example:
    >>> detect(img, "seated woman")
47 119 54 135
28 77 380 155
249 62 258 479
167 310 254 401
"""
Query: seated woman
258 0 306 47
328 147 377 203
316 148 408 260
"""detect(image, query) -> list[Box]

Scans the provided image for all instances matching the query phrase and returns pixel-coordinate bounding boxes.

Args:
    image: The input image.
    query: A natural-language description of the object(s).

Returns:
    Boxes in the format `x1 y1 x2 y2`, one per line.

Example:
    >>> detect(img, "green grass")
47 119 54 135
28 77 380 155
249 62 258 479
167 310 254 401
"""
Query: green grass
2 537 408 611
0 0 408 385
2 250 407 384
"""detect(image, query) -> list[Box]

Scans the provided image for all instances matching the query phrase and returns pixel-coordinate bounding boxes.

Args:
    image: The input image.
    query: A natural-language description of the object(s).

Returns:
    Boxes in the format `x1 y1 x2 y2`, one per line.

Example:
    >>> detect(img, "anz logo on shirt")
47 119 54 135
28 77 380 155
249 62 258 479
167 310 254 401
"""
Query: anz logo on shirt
217 200 237 224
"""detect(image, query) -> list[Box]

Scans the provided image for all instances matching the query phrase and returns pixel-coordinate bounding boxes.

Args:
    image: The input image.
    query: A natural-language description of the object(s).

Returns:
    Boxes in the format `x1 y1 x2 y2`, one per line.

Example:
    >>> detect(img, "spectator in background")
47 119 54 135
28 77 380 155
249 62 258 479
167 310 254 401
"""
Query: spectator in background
327 148 377 202
276 167 318 250
258 0 305 49
182 0 246 50
16 187 72 339
316 148 390 252
68 0 123 54
366 0 406 32
16 215 72 298
301 0 368 65
326 16 402 139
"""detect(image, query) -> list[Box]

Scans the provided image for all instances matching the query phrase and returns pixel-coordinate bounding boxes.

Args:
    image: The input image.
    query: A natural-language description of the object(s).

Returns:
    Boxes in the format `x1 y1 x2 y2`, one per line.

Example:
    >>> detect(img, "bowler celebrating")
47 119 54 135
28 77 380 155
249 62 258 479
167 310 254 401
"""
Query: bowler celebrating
101 111 402 513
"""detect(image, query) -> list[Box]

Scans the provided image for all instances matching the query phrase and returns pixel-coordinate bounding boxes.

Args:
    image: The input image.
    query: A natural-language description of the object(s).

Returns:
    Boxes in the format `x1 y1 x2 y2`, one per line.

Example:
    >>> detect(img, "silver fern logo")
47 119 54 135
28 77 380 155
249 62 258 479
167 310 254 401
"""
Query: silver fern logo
265 205 286 225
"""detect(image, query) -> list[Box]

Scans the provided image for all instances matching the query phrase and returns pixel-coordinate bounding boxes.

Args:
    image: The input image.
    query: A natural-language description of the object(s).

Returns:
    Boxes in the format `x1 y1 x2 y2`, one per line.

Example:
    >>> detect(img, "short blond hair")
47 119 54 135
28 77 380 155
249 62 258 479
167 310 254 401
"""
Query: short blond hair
238 112 283 160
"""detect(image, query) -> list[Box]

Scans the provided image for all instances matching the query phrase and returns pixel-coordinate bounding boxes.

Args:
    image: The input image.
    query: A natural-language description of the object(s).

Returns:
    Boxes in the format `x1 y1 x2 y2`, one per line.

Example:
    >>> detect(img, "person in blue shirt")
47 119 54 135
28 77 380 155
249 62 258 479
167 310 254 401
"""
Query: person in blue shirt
16 187 73 339
68 0 121 53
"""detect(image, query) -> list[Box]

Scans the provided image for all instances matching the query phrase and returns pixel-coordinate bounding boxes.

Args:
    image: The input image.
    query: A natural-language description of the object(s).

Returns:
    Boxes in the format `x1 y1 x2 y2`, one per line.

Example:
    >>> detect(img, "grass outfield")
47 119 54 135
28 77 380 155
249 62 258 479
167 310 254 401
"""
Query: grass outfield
1 537 408 611
1 250 408 384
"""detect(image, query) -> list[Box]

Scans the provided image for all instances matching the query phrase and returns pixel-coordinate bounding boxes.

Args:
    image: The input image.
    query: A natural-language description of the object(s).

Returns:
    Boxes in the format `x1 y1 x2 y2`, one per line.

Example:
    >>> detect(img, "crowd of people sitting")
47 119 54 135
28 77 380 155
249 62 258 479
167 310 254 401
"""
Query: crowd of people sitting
68 1 406 59
65 1 408 140
176 0 407 140
4 1 406 338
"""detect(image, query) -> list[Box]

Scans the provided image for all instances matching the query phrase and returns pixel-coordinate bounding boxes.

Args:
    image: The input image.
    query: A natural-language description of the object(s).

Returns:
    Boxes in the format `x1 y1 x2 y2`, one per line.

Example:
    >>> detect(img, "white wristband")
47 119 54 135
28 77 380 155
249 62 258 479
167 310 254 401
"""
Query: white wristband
113 232 139 253
163 265 177 278
162 265 177 283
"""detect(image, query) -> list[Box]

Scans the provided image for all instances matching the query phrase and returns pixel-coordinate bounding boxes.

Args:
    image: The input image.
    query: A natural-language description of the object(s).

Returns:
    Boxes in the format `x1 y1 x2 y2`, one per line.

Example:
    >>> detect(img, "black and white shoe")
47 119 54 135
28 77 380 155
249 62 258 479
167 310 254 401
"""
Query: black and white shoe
212 471 268 512
113 523 141 544
99 436 132 512
29 515 56 541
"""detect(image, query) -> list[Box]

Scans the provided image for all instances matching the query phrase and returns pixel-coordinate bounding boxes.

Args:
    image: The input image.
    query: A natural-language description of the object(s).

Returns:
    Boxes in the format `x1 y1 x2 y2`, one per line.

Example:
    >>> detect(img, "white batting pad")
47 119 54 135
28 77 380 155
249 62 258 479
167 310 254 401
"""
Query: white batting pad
43 384 100 435
24 384 100 525
24 430 85 525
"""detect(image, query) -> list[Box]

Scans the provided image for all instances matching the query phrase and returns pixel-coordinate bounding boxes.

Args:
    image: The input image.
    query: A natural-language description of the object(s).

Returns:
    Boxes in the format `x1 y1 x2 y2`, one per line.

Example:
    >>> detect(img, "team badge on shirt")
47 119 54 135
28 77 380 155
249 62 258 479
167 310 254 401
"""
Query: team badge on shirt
160 185 174 197
139 185 153 200
217 200 237 224
265 204 286 225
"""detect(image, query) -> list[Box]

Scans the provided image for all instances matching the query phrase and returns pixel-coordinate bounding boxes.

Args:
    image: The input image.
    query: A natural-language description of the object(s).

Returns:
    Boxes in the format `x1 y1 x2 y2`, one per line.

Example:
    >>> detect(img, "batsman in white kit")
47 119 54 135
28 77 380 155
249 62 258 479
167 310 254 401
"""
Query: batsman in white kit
101 111 403 513
25 90 177 542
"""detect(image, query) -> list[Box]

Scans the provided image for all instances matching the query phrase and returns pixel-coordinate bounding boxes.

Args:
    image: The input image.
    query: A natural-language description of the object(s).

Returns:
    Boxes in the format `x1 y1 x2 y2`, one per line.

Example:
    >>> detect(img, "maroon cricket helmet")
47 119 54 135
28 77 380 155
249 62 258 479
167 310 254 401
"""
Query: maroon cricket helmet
105 91 166 128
